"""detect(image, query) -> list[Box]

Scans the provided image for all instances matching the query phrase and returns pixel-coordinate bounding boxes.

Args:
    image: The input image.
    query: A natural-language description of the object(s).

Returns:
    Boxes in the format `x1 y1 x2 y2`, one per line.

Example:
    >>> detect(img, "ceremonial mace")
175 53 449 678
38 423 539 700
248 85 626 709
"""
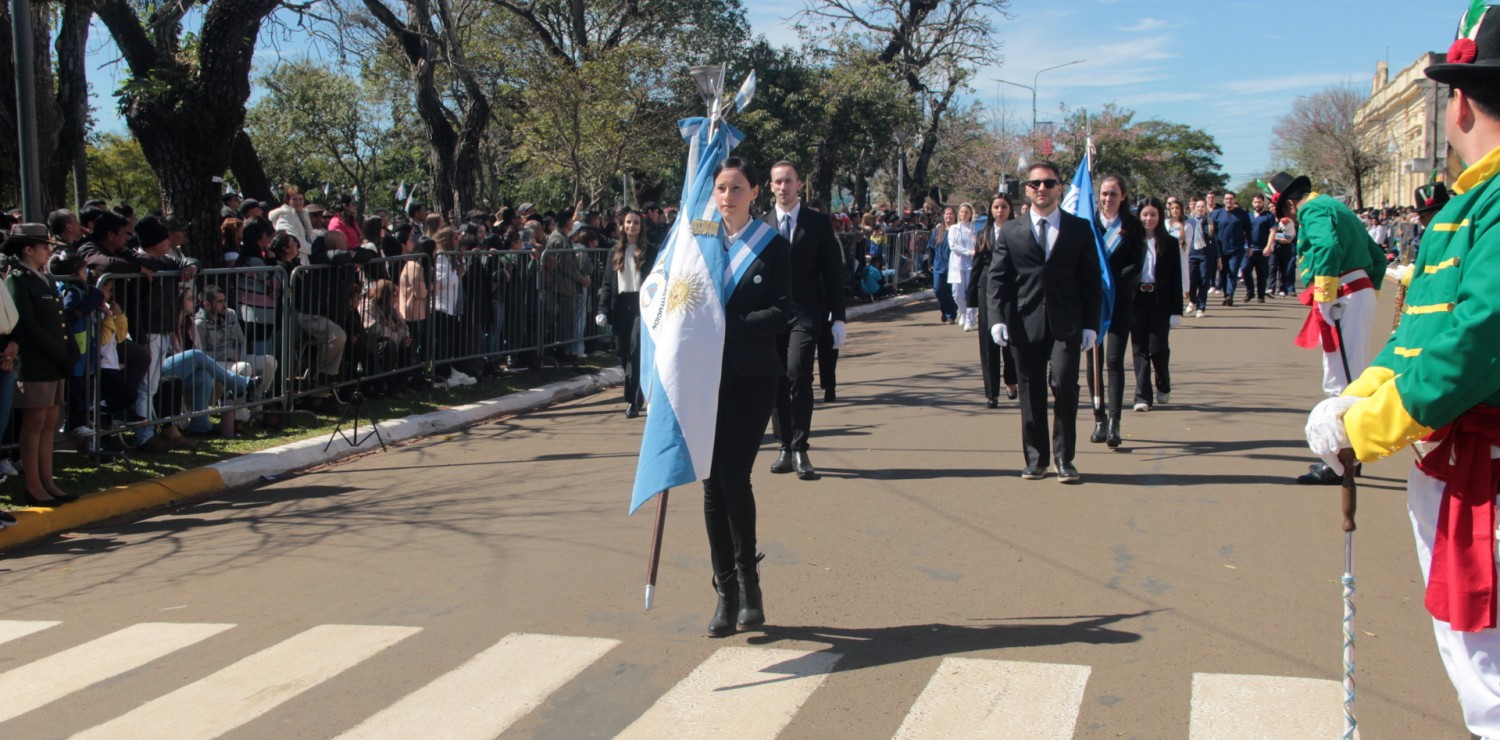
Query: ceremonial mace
1330 301 1358 738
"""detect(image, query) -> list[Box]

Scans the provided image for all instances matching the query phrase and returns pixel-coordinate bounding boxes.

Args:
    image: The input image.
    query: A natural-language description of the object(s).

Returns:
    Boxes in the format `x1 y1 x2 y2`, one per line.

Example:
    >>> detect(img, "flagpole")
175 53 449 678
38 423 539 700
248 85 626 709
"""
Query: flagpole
644 489 670 610
1084 115 1105 417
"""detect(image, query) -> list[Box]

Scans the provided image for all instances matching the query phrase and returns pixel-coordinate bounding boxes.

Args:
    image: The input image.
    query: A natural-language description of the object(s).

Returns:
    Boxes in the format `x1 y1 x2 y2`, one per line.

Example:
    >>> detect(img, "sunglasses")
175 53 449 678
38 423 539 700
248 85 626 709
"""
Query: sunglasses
1024 179 1060 190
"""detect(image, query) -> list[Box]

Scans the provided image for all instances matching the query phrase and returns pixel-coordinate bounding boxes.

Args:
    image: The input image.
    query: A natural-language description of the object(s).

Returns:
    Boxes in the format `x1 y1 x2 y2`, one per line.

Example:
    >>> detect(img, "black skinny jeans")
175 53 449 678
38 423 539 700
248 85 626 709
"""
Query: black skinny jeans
703 371 778 578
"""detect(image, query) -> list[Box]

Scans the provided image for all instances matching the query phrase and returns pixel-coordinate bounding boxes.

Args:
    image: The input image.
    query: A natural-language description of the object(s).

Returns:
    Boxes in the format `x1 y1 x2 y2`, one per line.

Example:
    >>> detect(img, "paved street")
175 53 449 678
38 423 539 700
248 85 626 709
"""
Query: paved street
0 291 1458 738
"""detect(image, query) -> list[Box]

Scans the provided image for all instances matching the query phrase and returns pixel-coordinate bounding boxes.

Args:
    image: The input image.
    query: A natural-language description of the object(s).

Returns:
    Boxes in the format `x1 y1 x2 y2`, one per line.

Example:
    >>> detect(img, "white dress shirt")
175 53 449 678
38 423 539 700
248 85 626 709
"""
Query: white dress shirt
1029 208 1060 256
774 202 802 241
1143 237 1158 285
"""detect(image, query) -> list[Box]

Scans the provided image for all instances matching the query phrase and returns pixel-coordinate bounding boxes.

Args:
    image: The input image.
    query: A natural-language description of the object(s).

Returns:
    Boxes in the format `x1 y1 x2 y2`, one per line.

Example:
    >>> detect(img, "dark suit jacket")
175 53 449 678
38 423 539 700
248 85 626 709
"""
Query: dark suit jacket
986 209 1103 345
764 205 845 328
596 239 660 323
1138 234 1184 316
722 234 792 378
1098 213 1146 328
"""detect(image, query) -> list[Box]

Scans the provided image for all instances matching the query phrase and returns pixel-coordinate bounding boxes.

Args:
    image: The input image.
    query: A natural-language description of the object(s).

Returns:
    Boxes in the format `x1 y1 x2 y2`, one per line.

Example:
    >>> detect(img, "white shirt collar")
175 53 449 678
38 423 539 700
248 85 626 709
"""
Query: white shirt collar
775 201 801 225
1029 207 1059 231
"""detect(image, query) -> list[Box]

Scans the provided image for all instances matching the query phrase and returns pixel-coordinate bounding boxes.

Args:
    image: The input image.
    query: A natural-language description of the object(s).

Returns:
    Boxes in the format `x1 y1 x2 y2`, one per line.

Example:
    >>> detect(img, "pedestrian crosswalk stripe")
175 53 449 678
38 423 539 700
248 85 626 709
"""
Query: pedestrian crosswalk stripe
72 624 420 740
892 657 1092 739
335 633 620 740
616 647 842 740
0 622 233 725
0 619 61 647
1189 673 1356 739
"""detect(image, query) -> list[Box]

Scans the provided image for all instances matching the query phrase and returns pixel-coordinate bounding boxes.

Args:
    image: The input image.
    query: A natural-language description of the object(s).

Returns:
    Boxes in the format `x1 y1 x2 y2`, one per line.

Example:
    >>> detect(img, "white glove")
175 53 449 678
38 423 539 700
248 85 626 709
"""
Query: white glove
1316 295 1350 324
1385 263 1413 286
1306 395 1360 475
1169 315 1183 329
990 323 1009 347
594 313 607 327
830 320 846 349
1080 329 1097 351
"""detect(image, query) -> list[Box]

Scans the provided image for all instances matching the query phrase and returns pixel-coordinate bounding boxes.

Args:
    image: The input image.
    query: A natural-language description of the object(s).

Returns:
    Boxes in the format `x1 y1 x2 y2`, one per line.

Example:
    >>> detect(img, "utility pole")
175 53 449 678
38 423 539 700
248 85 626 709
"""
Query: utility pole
997 60 1086 151
10 0 42 220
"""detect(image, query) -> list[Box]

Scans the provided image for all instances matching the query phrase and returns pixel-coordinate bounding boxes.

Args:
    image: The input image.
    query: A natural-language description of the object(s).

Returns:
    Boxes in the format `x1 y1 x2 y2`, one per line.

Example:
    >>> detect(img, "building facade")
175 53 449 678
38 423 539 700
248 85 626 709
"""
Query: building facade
1354 53 1450 210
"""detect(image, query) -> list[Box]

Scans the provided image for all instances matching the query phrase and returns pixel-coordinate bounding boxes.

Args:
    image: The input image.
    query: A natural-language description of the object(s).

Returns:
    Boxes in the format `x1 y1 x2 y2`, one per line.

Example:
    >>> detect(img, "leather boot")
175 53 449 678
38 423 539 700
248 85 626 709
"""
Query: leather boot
1106 416 1122 448
707 570 739 637
737 554 765 627
1090 418 1107 444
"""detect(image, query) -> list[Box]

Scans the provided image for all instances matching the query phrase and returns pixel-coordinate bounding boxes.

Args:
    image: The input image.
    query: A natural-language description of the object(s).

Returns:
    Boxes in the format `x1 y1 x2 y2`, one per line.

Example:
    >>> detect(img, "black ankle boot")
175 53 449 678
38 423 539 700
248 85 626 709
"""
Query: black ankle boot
707 570 739 637
1090 418 1107 443
737 554 765 627
1106 416 1122 448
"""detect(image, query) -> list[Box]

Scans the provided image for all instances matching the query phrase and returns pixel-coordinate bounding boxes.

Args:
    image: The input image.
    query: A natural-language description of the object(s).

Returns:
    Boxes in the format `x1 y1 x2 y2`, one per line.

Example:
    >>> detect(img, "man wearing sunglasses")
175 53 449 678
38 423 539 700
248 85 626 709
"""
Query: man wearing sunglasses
986 161 1104 483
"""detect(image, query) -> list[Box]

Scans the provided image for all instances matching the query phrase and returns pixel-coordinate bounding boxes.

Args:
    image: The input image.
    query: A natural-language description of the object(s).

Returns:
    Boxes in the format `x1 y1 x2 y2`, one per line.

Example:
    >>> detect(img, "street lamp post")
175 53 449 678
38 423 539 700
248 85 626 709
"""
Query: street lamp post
996 59 1086 147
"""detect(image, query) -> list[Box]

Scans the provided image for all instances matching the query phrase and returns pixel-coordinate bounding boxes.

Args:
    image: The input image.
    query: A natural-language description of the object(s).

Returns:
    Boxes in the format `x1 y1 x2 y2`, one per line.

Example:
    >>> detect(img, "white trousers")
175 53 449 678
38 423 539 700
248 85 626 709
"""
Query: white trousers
1321 276 1377 396
1408 456 1500 738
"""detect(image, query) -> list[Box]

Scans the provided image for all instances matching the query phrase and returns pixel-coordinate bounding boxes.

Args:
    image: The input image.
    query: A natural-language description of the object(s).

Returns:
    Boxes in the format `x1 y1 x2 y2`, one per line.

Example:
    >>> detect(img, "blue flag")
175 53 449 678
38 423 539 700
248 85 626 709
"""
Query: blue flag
1061 142 1114 336
629 118 746 513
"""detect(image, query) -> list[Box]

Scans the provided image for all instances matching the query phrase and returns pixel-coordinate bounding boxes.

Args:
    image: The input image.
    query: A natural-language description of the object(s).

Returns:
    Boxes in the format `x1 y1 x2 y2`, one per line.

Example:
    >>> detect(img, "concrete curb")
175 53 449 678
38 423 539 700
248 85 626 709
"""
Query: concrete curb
0 291 931 552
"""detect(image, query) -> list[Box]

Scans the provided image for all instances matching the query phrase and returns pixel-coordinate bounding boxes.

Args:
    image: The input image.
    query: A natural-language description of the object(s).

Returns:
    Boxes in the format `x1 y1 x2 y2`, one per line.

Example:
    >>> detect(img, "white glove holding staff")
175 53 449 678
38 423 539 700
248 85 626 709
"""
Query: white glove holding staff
990 323 1009 347
1081 329 1098 351
1306 395 1360 475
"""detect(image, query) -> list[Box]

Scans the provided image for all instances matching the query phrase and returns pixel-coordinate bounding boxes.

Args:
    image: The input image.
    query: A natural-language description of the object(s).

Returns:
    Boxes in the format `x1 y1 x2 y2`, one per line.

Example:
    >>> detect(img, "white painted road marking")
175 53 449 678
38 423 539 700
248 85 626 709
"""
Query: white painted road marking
71 624 420 740
616 646 842 740
336 632 620 740
0 622 234 724
1189 672 1357 739
0 619 60 647
893 657 1092 739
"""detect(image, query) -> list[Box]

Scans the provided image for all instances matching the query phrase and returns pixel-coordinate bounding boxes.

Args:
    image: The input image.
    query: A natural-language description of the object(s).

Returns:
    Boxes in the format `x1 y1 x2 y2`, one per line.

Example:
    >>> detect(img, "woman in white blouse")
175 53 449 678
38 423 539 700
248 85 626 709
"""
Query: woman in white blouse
946 202 979 330
595 211 659 418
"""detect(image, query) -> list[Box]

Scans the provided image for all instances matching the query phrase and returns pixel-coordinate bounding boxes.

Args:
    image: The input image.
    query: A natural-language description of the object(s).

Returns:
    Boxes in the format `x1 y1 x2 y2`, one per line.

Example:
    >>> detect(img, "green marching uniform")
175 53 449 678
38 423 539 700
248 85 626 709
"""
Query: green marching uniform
1342 144 1500 734
1292 193 1386 396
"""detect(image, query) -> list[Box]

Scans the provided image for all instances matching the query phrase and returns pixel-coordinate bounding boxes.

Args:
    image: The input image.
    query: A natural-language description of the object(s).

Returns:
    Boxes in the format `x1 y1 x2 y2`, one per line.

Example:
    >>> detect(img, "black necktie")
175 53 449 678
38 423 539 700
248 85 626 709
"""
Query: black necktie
1037 218 1049 255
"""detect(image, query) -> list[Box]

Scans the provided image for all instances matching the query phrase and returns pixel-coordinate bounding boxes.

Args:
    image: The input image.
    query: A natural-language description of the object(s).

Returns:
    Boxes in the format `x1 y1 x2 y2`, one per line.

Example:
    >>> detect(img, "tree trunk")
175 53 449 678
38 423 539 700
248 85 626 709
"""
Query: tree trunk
53 0 91 209
230 130 275 203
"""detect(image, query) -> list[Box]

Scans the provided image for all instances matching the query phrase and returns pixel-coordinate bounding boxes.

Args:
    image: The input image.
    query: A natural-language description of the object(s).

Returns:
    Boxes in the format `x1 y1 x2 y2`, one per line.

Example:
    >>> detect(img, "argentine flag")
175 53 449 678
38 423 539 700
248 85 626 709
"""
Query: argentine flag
629 117 745 513
1061 141 1115 336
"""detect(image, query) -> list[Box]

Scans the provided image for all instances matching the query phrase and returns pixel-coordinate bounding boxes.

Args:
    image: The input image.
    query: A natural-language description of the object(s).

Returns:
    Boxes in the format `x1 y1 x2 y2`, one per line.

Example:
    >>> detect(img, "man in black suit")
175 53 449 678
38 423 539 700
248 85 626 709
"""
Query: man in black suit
986 161 1104 482
765 161 846 480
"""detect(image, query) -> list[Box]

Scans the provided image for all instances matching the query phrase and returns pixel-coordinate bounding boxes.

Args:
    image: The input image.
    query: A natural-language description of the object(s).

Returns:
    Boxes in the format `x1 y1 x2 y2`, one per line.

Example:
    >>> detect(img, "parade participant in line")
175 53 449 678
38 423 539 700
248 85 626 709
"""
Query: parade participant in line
596 211 659 418
987 161 1103 483
702 157 791 636
1130 198 1183 411
972 194 1018 407
948 202 979 331
1277 166 1387 486
929 207 957 324
1186 198 1216 317
766 160 846 481
1305 8 1500 732
1086 175 1144 448
1210 192 1251 305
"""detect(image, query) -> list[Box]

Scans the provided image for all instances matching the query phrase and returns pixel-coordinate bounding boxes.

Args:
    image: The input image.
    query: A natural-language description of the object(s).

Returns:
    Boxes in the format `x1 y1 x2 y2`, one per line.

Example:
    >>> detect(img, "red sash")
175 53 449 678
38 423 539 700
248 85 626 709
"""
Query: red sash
1294 277 1374 351
1418 406 1500 632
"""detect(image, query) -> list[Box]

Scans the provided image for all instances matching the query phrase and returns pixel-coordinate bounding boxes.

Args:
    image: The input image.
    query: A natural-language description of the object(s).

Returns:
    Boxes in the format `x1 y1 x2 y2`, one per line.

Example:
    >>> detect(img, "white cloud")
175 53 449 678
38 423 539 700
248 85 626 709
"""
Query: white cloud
1226 73 1359 95
1121 18 1170 32
1122 90 1210 105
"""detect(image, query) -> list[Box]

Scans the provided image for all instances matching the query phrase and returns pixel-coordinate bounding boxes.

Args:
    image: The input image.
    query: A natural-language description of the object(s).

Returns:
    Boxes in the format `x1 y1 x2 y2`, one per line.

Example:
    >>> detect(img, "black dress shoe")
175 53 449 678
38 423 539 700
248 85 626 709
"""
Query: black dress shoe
769 450 795 474
23 491 62 507
48 490 80 503
1054 461 1081 483
986 398 999 409
625 403 639 419
793 451 817 480
1106 417 1122 449
1006 387 1018 400
1020 466 1046 480
1090 420 1107 444
1297 463 1343 485
823 388 836 403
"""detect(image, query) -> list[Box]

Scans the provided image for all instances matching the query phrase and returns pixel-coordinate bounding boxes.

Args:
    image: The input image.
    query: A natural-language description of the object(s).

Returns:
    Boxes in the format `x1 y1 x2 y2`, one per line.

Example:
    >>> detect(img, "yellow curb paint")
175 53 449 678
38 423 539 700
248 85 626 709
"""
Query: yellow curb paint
0 467 225 552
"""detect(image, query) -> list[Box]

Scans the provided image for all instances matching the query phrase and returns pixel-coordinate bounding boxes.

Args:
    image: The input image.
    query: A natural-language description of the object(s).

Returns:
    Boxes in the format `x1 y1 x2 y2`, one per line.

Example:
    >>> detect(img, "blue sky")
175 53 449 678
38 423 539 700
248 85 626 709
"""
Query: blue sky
87 0 1458 191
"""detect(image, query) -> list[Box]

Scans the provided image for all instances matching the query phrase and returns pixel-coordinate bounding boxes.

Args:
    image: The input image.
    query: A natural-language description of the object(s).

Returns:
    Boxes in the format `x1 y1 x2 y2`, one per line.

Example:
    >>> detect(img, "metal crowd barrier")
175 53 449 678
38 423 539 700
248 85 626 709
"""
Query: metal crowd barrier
46 241 615 454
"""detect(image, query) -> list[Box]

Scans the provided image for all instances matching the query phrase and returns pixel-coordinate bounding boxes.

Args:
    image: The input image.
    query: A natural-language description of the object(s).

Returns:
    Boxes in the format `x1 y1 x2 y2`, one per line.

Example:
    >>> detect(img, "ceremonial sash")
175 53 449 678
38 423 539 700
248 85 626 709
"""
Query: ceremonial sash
1102 218 1122 256
1417 405 1500 632
723 220 776 303
1294 275 1373 351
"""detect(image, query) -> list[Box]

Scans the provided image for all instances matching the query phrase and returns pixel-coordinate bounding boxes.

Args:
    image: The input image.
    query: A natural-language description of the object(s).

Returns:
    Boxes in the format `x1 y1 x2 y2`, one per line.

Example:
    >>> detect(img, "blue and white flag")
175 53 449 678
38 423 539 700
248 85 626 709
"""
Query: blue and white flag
630 117 746 513
1061 139 1115 336
733 71 756 113
395 181 408 202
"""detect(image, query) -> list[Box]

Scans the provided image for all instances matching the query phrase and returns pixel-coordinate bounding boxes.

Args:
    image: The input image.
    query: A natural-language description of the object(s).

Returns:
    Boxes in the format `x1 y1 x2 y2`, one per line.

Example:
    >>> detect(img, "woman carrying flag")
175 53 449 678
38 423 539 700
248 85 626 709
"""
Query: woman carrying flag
699 157 791 636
